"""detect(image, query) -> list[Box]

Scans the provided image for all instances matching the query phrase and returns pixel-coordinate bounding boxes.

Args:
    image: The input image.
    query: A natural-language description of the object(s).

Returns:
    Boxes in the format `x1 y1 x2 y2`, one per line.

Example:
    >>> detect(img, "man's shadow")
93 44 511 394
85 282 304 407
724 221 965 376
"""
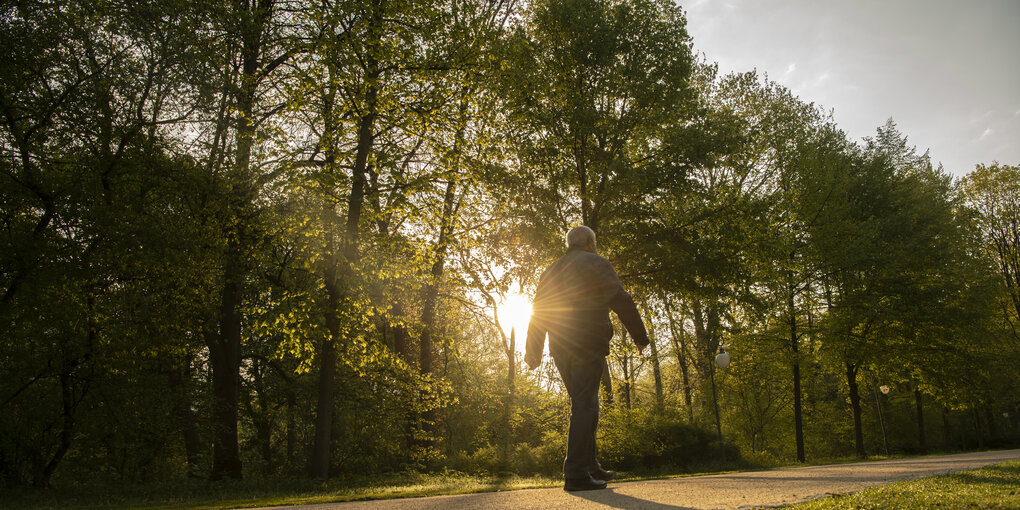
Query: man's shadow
569 487 695 509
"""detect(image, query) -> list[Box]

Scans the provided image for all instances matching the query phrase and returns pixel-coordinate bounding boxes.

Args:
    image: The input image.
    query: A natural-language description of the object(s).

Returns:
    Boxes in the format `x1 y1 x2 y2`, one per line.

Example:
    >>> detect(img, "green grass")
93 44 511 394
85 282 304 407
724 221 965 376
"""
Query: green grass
5 455 1015 510
788 461 1020 509
2 472 566 510
3 465 746 510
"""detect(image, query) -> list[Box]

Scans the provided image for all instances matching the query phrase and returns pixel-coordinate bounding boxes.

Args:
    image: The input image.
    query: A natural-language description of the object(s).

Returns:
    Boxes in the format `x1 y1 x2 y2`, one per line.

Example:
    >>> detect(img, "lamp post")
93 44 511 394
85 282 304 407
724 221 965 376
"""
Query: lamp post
872 383 890 455
710 344 731 462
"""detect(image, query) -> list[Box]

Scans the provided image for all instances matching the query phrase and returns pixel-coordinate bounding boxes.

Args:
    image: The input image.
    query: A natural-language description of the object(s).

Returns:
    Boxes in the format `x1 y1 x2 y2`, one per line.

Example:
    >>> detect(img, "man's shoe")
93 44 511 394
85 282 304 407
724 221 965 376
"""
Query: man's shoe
590 468 616 481
564 475 607 492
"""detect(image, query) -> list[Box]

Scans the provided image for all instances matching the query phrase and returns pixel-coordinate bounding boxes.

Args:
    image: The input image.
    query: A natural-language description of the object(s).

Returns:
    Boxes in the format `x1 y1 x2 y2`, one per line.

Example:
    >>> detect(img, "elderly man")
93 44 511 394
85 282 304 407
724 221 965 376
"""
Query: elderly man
525 226 649 491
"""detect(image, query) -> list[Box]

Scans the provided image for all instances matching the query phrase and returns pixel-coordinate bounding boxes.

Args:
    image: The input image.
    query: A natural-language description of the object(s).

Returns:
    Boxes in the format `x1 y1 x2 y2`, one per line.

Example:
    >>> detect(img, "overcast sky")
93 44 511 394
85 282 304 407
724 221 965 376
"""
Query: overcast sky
682 0 1020 178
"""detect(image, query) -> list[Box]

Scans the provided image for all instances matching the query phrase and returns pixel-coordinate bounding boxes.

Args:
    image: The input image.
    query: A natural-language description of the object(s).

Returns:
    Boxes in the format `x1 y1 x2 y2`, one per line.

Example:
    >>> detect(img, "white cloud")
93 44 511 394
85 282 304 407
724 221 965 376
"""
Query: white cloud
979 128 994 140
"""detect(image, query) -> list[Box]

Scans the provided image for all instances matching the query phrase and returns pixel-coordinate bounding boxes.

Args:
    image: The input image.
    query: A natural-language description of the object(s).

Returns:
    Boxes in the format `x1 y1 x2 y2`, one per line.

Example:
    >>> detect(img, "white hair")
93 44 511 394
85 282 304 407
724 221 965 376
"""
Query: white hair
566 225 596 248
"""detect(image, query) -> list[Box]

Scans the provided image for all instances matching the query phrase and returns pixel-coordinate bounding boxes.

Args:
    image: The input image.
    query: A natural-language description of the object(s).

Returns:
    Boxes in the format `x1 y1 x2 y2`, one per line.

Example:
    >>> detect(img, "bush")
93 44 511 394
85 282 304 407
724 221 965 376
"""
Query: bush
440 408 737 477
599 407 739 472
524 430 567 475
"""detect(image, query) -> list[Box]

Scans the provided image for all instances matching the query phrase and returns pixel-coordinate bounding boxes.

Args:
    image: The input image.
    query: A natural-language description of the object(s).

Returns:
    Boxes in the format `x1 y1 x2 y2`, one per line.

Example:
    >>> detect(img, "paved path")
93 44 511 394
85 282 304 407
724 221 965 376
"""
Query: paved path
249 449 1020 510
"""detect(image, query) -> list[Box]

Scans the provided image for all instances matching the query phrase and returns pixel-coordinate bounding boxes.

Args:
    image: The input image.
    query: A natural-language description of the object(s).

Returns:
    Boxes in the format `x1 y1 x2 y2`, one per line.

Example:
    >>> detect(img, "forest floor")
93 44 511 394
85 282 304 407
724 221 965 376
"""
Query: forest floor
6 449 1019 509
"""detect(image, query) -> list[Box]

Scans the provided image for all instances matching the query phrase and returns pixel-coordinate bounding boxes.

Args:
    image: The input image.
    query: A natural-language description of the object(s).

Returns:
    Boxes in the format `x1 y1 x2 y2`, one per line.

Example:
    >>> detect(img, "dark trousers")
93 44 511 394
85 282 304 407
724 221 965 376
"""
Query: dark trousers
553 351 605 479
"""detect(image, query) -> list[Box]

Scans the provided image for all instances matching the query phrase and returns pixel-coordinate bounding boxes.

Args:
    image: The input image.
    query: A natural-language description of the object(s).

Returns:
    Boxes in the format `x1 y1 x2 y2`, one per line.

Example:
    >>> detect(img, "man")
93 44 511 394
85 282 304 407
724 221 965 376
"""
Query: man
525 226 649 492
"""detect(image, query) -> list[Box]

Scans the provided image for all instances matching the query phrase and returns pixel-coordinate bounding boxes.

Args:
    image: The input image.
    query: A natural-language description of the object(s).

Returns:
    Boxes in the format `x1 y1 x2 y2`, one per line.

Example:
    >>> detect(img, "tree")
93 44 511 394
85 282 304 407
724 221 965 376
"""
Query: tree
1 0 222 485
960 163 1020 339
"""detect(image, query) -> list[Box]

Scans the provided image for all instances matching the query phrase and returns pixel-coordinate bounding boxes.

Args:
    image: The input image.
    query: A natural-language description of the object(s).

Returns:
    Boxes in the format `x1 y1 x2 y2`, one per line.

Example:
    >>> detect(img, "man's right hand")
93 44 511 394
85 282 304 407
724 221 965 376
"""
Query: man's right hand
524 352 541 370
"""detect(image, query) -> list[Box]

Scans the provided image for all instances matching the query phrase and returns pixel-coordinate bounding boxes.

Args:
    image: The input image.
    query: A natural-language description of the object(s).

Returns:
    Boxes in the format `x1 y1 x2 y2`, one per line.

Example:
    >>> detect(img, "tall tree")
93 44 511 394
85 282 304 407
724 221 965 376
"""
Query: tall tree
201 0 300 480
960 163 1020 338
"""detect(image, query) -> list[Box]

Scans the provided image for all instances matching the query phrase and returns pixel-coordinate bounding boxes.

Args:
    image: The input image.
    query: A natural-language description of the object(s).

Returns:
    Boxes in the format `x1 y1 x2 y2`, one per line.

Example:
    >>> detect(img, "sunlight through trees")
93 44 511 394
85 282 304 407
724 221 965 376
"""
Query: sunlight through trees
1 0 1017 489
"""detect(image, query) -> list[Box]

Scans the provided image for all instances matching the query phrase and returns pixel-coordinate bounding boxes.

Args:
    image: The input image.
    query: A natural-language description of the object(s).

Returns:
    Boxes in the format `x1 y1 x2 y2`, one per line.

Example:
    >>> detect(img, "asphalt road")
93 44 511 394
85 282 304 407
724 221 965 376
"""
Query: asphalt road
248 449 1020 510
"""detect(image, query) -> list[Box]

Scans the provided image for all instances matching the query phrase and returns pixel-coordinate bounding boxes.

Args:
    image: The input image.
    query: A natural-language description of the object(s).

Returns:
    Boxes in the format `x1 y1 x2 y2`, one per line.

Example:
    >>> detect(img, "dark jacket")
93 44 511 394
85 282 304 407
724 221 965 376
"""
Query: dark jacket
526 247 649 360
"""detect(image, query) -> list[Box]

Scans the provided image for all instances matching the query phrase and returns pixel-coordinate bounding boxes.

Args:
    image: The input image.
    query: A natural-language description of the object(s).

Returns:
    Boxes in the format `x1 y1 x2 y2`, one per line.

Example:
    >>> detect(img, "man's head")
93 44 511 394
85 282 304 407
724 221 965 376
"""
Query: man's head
566 225 597 253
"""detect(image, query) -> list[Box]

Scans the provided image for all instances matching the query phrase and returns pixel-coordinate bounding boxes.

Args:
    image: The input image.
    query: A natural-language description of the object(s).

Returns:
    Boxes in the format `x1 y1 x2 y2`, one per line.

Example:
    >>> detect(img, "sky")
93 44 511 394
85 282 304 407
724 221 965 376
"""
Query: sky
681 0 1020 178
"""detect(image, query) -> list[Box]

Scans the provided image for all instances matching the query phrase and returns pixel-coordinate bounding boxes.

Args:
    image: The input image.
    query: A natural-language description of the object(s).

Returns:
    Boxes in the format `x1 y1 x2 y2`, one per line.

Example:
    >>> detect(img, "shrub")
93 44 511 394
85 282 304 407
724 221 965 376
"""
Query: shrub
599 407 739 472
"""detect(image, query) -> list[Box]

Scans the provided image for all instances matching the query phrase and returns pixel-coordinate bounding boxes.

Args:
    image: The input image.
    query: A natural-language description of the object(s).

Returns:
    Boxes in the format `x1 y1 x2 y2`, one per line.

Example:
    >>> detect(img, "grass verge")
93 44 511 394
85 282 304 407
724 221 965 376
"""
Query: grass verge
2 472 570 510
4 454 1011 509
788 460 1020 509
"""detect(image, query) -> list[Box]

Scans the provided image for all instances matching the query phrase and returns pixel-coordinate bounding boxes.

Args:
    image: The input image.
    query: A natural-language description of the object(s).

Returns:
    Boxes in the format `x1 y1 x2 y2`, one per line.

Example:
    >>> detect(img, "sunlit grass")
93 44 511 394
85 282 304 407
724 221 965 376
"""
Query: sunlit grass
790 461 1020 509
7 455 1015 509
3 472 565 510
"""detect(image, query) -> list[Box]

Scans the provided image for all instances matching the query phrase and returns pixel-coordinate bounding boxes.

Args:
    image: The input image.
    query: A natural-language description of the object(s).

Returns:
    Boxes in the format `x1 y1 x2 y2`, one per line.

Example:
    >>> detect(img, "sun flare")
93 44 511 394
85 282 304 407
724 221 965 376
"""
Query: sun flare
495 291 533 353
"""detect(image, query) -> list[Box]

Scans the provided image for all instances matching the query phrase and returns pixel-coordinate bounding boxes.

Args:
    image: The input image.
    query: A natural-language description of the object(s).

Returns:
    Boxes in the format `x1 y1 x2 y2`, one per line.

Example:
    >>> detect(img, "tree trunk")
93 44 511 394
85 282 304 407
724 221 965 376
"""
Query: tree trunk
941 406 953 450
985 407 997 442
392 301 411 363
209 266 243 480
311 18 379 474
312 171 341 479
419 85 470 375
286 389 296 468
505 328 516 461
788 272 805 462
973 408 985 449
846 362 865 459
915 387 926 453
664 297 694 422
417 177 458 450
709 362 724 461
168 363 201 477
419 180 457 377
207 0 277 478
417 88 472 450
620 346 632 411
311 308 337 478
37 364 76 487
648 317 664 410
508 328 516 404
692 301 721 426
250 358 274 474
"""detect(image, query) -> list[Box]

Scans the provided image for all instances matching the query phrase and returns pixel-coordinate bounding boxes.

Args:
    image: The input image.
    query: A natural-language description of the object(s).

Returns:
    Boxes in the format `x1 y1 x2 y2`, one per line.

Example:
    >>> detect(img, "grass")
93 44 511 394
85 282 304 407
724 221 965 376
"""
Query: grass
788 461 1020 509
2 471 566 510
3 463 749 510
4 454 1015 509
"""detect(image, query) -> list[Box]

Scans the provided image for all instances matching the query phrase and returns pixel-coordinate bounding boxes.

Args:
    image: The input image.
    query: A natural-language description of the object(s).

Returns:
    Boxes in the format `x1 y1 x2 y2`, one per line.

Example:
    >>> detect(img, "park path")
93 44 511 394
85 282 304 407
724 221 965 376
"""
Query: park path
247 449 1020 510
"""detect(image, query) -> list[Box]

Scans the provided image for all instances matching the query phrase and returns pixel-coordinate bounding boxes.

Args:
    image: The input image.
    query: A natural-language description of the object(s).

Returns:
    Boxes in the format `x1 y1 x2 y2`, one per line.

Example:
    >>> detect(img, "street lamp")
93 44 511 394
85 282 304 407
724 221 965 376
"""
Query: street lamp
710 343 731 462
715 348 731 369
873 383 890 455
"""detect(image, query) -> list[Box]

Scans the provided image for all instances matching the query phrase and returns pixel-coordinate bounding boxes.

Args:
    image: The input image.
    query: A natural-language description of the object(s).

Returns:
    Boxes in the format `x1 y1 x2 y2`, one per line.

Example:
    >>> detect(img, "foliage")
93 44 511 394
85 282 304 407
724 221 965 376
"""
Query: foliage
599 407 738 472
1 0 1017 498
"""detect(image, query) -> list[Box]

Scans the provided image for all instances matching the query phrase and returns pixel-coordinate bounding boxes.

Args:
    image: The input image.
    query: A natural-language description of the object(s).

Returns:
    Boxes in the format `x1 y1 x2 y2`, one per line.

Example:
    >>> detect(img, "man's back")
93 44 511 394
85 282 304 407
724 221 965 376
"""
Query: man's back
527 247 648 359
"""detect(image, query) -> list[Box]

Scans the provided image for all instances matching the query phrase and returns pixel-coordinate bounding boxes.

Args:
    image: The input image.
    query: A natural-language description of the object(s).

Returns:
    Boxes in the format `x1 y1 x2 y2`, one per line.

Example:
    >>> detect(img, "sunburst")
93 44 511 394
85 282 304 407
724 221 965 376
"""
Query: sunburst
495 291 533 354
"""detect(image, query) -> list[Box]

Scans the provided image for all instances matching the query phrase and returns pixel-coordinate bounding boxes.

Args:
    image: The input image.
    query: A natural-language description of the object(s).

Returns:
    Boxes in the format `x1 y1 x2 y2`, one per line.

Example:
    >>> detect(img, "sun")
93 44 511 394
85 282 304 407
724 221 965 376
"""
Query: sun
495 291 533 353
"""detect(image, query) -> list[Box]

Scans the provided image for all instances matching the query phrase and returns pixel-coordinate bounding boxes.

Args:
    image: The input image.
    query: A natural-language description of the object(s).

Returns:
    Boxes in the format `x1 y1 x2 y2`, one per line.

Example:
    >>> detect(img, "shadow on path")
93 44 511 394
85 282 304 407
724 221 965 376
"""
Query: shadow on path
570 488 694 509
